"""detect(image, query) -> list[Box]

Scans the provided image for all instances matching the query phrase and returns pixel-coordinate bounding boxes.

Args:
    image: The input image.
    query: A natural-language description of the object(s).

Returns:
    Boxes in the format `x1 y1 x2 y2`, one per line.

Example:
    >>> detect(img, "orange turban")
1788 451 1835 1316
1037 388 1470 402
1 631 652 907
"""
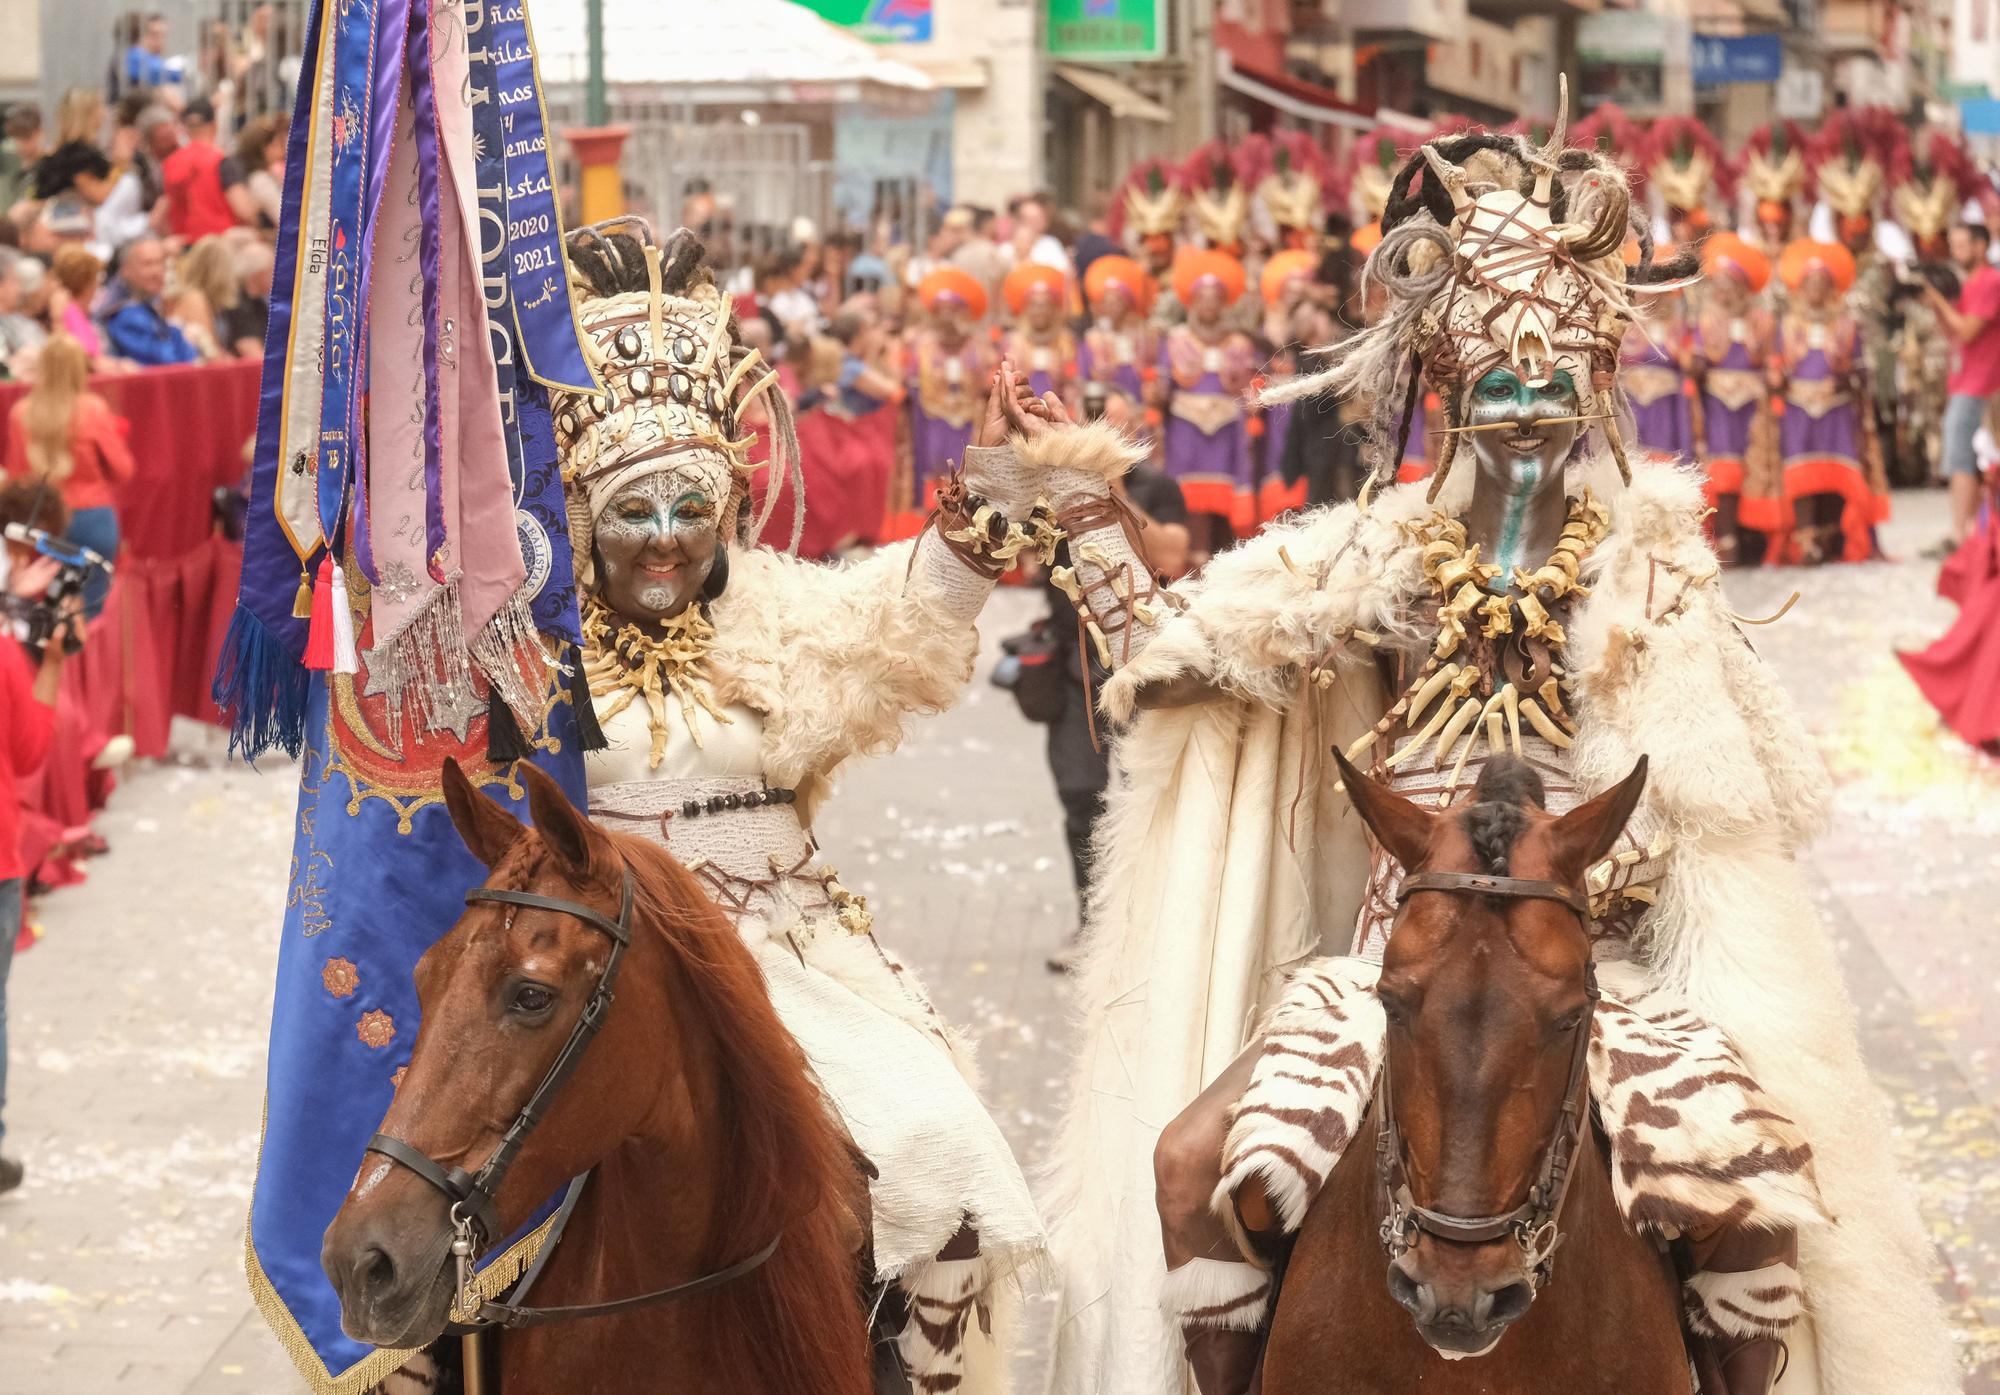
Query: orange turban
1172 249 1246 308
918 267 989 320
1083 254 1150 311
1259 248 1317 304
1350 220 1383 256
1700 231 1770 294
1777 238 1856 294
1002 262 1067 316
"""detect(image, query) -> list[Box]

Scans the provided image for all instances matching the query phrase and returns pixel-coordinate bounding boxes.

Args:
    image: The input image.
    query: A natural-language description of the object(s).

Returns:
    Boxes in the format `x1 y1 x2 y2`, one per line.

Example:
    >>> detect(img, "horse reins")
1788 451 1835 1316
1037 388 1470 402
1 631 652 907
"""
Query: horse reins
1375 870 1600 1291
364 871 782 1329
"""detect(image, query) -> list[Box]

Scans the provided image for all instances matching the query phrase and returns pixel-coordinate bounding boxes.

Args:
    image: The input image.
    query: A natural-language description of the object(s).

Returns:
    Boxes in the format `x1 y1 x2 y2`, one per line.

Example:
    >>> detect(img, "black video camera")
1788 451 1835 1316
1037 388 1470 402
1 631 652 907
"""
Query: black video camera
3 522 111 655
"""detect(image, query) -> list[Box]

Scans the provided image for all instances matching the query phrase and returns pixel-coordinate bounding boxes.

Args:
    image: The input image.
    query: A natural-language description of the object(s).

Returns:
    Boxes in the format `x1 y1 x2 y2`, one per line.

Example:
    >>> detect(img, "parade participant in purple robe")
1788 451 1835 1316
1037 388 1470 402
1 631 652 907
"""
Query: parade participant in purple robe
999 262 1076 407
906 268 994 508
1693 232 1781 565
1774 238 1890 564
1079 254 1156 409
1161 249 1257 559
1619 252 1698 466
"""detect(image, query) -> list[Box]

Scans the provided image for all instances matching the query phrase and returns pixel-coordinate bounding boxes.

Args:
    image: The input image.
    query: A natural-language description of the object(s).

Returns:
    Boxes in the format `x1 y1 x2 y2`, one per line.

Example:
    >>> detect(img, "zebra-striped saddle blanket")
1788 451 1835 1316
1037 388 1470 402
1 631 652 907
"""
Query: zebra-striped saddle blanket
1213 957 1830 1251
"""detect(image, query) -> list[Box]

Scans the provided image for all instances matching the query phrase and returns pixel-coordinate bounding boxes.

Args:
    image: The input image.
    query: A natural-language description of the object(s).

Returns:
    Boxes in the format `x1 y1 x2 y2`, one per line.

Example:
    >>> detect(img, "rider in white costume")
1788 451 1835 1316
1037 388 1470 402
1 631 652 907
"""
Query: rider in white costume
1024 109 1961 1395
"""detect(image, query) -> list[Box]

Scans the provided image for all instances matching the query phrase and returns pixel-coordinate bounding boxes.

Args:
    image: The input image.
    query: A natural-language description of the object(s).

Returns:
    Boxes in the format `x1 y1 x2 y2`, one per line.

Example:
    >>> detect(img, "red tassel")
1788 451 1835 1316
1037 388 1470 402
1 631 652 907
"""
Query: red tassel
302 556 336 671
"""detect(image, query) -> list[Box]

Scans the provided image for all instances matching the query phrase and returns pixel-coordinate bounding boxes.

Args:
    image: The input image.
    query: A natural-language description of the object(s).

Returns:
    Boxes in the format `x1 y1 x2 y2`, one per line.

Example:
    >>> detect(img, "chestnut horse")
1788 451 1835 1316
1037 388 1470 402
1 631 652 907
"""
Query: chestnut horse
1261 754 1691 1394
321 759 874 1395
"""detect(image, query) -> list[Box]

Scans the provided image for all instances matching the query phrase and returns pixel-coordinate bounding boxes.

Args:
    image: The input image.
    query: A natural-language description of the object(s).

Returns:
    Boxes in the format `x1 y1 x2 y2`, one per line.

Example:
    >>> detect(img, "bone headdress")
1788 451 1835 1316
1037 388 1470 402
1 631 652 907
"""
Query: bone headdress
1271 78 1662 493
552 221 797 588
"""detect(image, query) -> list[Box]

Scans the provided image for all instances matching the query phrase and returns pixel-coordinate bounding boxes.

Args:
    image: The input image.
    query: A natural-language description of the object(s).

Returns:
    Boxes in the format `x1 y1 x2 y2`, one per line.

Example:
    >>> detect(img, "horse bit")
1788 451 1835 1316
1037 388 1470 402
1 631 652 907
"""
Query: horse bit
364 871 781 1329
1375 870 1600 1292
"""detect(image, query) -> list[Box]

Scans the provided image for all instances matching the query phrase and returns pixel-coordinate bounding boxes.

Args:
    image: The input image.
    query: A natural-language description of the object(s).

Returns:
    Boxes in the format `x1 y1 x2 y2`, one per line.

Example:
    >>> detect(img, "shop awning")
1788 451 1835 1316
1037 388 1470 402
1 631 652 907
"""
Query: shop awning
1216 55 1375 130
1053 64 1173 123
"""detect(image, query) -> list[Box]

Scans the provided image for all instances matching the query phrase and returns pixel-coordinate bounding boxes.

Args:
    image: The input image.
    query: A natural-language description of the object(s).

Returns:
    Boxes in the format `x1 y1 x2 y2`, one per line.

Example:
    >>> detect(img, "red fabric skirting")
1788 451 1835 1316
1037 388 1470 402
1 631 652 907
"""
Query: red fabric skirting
755 406 896 558
1900 521 2000 747
1257 474 1307 524
1780 457 1890 563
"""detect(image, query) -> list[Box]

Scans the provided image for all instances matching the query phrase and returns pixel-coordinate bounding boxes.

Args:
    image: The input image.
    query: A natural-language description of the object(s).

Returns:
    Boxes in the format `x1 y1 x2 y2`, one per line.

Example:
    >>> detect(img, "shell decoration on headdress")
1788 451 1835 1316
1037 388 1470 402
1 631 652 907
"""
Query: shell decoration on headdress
1270 78 1687 497
1114 158 1185 241
554 220 803 585
1644 116 1732 217
1890 129 1981 246
1183 141 1251 250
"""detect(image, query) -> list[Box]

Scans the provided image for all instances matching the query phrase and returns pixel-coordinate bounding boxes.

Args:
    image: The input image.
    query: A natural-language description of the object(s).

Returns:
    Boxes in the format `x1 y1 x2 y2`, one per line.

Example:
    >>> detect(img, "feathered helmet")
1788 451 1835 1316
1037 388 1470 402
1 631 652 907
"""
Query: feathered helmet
555 221 803 578
1891 129 1981 250
1644 116 1733 221
1183 141 1251 251
1741 121 1812 228
1254 131 1330 245
1810 109 1904 246
1113 158 1185 243
1277 79 1689 497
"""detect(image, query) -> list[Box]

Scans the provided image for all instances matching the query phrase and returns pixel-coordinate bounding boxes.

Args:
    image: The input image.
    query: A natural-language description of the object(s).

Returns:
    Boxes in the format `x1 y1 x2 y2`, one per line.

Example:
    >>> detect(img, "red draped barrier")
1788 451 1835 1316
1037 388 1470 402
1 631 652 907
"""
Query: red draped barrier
753 404 897 558
7 360 260 853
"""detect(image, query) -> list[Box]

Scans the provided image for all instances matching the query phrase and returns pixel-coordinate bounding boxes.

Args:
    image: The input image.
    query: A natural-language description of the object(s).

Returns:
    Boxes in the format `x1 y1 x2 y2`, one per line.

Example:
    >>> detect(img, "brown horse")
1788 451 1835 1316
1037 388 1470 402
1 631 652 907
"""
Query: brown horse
320 759 874 1395
1261 754 1691 1395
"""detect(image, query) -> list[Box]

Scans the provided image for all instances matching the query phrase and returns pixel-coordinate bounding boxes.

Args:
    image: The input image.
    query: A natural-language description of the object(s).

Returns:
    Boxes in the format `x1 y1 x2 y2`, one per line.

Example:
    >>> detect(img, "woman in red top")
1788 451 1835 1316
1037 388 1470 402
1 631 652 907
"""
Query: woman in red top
5 334 135 617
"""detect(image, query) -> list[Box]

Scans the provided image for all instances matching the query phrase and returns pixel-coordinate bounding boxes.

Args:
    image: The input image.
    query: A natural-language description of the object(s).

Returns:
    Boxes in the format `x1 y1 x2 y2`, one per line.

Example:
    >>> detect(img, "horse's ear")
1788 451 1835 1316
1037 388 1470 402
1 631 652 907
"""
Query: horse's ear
1333 748 1435 870
1550 755 1649 879
518 759 608 880
442 757 526 868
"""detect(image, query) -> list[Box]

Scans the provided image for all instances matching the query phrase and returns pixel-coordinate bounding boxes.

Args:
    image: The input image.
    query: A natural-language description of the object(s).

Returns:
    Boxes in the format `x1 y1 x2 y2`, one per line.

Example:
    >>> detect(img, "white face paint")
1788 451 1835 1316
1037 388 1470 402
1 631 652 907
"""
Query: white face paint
592 468 721 622
1466 367 1582 574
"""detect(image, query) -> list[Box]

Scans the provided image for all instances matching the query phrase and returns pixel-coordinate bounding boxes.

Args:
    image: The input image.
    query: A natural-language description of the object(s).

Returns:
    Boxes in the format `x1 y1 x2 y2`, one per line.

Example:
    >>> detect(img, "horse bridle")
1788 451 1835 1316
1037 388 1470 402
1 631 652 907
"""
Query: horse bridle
363 871 780 1329
1375 870 1600 1291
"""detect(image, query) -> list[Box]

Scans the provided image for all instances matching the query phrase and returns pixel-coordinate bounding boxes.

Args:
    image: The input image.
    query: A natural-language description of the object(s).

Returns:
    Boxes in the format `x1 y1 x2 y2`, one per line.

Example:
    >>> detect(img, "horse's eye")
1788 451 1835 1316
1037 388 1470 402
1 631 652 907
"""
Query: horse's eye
1378 991 1410 1027
512 984 555 1014
1552 1009 1587 1036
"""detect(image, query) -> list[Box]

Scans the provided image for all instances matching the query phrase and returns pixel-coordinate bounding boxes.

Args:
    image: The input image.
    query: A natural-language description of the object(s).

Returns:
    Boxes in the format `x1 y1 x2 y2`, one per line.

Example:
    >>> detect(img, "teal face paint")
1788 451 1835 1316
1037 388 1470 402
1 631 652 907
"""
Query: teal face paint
594 470 722 621
1465 367 1583 574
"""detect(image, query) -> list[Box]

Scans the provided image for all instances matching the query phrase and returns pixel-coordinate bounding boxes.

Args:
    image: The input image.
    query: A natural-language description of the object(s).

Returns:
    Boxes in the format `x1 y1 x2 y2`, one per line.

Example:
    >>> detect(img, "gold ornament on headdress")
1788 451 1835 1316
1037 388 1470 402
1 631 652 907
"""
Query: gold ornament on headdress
1743 144 1807 205
1123 182 1184 239
1893 175 1958 244
1259 169 1322 234
1649 148 1713 215
1192 182 1249 248
1818 157 1883 220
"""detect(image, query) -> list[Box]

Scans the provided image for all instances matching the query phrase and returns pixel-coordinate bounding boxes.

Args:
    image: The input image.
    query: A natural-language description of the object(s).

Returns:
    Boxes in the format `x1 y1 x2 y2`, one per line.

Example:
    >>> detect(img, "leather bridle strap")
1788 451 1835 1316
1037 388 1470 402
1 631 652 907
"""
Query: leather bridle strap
1398 870 1592 920
365 873 635 1246
472 1233 783 1329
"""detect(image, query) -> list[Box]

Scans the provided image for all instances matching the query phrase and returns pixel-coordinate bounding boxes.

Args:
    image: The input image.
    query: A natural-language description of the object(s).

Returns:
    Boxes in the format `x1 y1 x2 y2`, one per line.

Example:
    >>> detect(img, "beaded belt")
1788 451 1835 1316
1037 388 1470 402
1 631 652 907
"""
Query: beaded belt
592 778 871 937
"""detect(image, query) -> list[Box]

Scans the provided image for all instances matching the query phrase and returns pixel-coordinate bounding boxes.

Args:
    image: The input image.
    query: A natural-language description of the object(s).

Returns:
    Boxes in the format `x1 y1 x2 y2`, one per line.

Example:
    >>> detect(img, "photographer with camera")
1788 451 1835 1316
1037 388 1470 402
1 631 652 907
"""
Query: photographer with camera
0 480 83 1197
1922 222 2000 546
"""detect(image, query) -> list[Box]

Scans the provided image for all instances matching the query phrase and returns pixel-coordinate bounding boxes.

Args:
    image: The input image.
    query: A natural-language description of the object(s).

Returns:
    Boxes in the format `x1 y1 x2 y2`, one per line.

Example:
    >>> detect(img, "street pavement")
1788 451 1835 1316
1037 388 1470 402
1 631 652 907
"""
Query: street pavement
0 488 1995 1393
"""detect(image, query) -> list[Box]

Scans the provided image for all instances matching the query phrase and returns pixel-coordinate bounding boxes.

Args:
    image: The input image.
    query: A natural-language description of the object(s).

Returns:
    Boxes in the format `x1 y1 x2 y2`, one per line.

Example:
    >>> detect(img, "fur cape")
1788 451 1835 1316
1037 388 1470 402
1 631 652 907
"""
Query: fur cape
1043 454 1959 1395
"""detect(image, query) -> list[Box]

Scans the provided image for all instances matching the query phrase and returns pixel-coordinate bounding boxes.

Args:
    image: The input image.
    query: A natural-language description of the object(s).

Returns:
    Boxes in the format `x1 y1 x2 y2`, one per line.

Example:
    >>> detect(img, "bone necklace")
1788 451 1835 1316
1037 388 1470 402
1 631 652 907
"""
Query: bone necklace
1342 490 1610 796
582 597 732 769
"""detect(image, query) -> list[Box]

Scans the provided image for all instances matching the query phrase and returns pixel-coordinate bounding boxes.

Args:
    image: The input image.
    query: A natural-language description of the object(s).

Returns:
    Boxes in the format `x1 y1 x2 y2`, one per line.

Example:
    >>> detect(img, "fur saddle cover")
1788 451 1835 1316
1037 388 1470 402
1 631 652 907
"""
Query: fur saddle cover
1212 957 1830 1259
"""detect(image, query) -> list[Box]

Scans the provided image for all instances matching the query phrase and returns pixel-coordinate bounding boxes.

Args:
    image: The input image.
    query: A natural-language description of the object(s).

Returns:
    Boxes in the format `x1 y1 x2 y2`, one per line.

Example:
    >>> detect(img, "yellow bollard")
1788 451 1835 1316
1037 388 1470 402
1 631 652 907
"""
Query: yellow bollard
565 126 631 225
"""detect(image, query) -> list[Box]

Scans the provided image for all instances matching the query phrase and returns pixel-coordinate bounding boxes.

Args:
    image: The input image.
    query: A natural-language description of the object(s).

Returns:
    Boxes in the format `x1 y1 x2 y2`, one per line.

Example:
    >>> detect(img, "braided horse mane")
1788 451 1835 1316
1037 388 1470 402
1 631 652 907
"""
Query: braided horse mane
601 824 873 1394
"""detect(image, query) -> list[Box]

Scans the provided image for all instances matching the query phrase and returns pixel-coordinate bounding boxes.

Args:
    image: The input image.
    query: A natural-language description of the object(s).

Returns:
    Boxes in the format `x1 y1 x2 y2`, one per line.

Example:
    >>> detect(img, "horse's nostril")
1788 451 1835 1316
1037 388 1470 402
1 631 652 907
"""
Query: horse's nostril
1483 1280 1534 1328
358 1245 396 1297
1386 1263 1428 1319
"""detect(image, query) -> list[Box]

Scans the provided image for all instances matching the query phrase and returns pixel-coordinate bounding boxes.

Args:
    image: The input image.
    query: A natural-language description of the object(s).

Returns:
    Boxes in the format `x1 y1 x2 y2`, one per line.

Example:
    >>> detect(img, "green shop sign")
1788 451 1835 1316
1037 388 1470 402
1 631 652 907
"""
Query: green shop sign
1047 0 1164 61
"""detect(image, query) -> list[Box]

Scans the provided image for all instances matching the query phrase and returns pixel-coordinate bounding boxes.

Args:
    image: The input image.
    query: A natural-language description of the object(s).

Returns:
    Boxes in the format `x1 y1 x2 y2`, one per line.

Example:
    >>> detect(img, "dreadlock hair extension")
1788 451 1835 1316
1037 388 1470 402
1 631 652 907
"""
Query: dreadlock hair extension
566 221 712 300
1384 133 1523 232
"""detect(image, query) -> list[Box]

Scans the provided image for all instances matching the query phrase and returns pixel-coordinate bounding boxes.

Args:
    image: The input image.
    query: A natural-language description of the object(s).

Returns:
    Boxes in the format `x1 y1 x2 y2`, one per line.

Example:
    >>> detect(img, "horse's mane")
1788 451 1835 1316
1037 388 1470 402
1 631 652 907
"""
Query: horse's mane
605 829 873 1395
1462 756 1547 875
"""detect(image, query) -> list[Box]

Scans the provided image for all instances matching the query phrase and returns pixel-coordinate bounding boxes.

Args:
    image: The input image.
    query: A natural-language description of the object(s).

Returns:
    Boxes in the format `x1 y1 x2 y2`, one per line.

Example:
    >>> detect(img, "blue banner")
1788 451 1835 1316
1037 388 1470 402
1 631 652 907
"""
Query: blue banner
247 672 586 1391
1692 33 1782 86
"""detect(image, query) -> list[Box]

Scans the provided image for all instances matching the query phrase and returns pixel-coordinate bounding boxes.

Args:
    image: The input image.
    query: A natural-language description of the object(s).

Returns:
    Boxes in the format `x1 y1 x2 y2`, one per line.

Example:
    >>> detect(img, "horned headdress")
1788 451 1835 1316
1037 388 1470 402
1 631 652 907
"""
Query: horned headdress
1890 129 1981 252
1272 80 1693 499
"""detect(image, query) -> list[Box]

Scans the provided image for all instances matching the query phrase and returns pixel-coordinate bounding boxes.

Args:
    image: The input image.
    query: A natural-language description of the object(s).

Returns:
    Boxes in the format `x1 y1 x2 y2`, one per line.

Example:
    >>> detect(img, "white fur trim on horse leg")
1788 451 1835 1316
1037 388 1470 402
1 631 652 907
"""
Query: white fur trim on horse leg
896 1256 988 1394
1685 1262 1806 1342
1160 1257 1272 1333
